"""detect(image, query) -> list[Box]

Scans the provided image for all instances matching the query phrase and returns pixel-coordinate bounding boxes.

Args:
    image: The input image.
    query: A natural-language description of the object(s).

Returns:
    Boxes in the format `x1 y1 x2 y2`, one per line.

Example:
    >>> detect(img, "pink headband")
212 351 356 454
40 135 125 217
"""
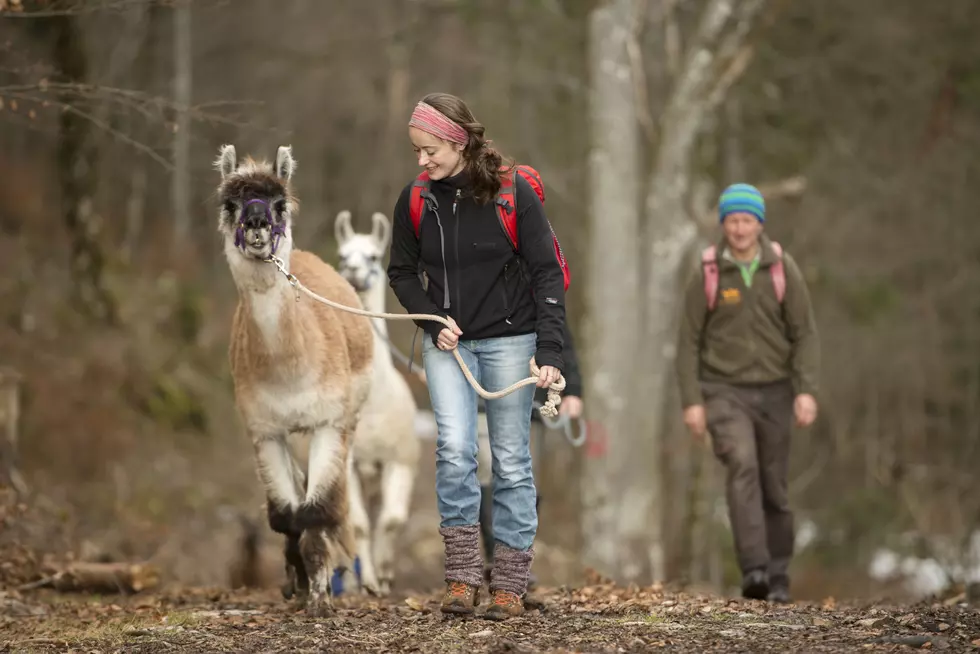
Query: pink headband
408 101 468 145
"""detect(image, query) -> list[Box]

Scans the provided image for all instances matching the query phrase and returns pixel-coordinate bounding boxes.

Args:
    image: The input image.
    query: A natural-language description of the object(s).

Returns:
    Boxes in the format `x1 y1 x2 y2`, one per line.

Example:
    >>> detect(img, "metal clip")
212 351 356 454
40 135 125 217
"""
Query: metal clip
264 255 300 299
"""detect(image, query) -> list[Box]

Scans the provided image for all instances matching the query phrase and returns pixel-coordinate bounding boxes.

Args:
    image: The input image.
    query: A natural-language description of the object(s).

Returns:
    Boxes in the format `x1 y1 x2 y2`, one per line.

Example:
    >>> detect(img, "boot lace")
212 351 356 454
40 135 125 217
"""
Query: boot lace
448 581 472 598
493 590 520 607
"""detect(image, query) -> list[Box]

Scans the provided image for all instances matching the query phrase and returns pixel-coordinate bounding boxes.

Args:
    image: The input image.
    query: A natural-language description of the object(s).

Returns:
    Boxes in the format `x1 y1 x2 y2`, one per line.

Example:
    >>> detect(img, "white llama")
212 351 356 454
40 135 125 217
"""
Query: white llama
335 209 421 597
215 144 374 616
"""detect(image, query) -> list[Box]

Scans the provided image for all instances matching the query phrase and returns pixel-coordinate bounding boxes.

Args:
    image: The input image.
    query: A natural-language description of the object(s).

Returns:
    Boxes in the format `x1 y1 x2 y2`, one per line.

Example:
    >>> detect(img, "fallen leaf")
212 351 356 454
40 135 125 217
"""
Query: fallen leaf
404 597 425 612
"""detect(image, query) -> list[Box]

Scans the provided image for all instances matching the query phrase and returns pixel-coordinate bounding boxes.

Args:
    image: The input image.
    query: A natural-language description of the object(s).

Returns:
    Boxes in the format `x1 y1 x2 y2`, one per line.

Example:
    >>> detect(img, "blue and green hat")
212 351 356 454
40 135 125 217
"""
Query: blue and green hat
719 183 765 223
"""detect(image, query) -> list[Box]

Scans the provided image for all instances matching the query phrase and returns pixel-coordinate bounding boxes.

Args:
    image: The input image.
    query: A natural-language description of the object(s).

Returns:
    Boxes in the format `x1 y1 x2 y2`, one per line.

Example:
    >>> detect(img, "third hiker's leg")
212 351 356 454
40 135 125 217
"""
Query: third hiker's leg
703 383 769 595
754 381 796 592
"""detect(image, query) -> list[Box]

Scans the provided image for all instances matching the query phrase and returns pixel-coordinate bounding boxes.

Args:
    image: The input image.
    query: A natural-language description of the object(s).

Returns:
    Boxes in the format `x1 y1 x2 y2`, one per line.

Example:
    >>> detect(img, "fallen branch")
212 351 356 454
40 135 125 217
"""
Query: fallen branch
21 561 161 594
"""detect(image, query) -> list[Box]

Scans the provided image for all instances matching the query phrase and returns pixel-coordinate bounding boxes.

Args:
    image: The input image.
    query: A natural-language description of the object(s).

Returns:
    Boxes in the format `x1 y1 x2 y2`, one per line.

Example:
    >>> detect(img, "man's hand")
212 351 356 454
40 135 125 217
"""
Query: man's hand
794 393 818 427
559 395 583 419
684 404 707 439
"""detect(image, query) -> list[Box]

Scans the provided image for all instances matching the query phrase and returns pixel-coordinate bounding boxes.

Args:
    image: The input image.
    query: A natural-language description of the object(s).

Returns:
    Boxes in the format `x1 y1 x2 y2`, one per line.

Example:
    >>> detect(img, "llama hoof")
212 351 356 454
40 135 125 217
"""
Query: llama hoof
305 597 333 618
360 575 383 597
378 579 392 596
281 567 297 600
282 565 310 601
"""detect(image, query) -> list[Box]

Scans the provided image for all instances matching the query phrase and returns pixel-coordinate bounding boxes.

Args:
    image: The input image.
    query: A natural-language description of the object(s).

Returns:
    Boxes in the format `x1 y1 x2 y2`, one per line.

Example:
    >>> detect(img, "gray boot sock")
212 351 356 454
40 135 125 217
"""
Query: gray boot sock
490 542 535 596
440 525 484 587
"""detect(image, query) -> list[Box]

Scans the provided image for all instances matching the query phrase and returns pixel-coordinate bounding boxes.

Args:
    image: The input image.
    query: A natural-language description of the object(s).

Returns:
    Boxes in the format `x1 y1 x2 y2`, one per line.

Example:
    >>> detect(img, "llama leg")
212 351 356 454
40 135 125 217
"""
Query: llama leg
373 461 415 595
295 424 354 616
253 436 308 600
348 455 382 596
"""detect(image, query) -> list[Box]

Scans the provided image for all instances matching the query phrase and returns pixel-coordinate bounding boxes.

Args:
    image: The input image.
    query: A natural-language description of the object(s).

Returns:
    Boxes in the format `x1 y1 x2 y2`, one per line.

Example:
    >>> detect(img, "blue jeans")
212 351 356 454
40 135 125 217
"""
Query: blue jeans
422 333 538 551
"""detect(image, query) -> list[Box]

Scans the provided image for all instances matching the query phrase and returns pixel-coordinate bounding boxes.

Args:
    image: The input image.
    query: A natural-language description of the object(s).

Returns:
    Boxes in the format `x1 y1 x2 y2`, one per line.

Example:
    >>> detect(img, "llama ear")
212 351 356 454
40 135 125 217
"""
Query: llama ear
216 144 237 179
335 210 353 245
275 145 296 181
371 212 391 248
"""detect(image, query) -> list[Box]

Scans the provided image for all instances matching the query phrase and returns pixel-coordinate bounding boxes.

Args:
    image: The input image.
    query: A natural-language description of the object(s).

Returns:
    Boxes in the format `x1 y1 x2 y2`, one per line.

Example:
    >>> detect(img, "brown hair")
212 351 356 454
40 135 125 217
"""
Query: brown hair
421 92 514 204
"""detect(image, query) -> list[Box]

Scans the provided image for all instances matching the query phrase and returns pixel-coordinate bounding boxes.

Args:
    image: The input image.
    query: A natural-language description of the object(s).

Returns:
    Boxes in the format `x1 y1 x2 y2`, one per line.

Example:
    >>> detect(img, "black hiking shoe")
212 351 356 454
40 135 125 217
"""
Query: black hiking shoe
767 575 791 604
741 568 769 600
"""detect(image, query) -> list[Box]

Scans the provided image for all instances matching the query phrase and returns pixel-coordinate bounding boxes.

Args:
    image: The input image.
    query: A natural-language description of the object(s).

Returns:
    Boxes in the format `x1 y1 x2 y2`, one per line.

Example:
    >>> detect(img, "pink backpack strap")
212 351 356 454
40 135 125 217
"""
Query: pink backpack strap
701 245 719 310
769 241 786 303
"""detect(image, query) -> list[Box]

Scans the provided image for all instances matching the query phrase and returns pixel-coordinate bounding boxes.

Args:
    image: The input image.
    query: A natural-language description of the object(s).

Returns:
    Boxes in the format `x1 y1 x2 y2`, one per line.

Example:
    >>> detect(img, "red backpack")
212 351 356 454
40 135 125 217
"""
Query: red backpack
408 165 571 292
701 241 786 310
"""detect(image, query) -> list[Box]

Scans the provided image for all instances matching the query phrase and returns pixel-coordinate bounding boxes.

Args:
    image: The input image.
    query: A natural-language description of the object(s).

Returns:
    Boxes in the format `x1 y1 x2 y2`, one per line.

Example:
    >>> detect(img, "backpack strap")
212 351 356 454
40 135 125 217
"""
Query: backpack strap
515 164 545 203
769 241 786 303
408 172 434 238
701 245 720 311
494 169 519 252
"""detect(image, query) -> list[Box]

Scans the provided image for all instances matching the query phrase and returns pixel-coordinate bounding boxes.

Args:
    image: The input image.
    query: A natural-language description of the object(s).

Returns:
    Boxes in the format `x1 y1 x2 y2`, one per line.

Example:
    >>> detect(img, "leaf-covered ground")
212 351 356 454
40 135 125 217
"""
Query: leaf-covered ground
3 581 980 653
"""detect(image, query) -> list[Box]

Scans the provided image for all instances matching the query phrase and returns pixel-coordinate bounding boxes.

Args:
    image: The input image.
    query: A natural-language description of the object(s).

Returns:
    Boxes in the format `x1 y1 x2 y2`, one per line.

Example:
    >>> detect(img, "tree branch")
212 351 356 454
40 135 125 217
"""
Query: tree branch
627 0 657 144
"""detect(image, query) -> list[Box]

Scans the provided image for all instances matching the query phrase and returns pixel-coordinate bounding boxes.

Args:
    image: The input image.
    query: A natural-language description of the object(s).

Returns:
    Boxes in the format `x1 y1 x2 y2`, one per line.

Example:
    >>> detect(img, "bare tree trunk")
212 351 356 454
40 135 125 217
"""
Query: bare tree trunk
380 0 415 207
638 0 767 584
0 368 26 496
54 14 117 324
98 1 150 264
580 0 644 582
123 166 147 264
172 0 192 247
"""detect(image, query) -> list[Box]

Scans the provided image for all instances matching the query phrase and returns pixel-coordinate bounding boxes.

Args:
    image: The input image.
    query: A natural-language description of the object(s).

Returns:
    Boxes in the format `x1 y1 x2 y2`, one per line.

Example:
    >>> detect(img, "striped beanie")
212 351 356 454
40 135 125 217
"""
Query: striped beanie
719 183 765 223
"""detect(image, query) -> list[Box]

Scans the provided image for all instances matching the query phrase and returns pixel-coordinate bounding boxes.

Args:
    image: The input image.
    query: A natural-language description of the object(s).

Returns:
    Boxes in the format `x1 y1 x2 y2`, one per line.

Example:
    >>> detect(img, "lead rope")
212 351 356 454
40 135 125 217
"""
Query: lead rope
534 401 588 447
374 321 585 447
265 255 565 418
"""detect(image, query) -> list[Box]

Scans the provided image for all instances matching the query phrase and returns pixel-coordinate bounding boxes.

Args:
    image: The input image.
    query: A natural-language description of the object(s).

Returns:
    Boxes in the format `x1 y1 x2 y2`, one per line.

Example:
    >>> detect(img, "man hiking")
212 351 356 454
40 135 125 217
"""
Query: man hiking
675 183 819 604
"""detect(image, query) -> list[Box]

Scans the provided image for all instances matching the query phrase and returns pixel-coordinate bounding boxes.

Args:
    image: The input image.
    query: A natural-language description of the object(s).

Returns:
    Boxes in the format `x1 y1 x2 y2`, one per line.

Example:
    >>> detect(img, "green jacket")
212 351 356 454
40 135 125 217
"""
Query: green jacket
676 235 819 408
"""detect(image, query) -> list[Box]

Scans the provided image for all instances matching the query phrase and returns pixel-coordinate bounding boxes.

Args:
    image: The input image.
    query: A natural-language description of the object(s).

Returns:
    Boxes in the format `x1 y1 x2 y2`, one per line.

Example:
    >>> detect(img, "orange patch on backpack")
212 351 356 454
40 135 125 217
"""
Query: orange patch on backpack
721 288 741 305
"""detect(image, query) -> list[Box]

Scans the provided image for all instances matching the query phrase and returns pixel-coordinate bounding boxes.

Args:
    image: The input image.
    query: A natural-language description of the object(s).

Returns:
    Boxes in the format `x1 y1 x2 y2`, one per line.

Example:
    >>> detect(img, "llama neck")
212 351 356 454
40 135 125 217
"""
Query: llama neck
360 274 395 370
227 241 298 351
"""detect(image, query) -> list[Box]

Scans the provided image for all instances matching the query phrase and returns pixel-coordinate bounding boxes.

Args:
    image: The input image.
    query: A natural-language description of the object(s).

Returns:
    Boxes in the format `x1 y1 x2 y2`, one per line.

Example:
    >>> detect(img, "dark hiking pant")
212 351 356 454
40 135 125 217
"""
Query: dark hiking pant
702 380 795 580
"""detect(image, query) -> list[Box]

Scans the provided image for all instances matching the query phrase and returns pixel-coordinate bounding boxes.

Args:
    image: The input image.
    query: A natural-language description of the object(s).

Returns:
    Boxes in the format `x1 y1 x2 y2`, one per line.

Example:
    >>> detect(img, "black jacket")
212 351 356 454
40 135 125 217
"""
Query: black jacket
551 320 582 398
387 169 566 371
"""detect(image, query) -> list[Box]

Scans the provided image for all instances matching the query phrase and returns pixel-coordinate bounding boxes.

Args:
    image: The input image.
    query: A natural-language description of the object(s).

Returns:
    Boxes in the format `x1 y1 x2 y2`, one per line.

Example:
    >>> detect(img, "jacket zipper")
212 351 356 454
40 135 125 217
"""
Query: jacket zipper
499 262 513 325
452 189 462 320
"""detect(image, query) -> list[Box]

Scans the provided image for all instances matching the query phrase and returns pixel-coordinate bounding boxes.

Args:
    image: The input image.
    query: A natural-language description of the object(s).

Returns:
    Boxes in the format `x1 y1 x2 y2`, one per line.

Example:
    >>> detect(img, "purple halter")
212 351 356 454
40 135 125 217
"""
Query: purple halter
234 198 287 255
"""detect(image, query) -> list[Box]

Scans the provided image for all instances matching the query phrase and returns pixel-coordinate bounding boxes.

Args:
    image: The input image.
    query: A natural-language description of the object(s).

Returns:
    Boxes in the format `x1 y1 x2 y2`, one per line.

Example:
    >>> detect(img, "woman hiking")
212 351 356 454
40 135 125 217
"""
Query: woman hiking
387 92 567 620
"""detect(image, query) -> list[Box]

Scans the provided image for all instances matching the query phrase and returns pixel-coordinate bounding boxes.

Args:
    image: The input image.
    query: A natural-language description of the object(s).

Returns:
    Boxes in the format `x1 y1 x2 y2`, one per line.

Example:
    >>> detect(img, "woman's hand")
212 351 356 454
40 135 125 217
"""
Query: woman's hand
536 365 561 388
436 317 463 351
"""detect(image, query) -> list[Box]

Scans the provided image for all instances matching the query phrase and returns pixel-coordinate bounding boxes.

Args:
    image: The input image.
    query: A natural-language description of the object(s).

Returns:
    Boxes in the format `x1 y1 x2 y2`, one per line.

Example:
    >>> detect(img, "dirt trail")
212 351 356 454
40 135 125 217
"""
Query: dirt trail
3 582 979 653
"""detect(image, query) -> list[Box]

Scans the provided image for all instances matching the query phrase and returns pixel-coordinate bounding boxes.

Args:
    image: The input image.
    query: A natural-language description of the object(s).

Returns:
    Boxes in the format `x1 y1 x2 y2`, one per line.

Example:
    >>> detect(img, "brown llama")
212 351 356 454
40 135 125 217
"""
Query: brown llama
215 144 373 616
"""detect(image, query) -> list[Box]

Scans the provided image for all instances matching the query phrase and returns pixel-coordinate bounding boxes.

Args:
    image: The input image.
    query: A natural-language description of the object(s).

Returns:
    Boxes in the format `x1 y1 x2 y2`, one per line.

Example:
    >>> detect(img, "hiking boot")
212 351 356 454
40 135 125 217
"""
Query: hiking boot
767 575 791 604
484 589 524 620
741 568 769 600
441 581 480 615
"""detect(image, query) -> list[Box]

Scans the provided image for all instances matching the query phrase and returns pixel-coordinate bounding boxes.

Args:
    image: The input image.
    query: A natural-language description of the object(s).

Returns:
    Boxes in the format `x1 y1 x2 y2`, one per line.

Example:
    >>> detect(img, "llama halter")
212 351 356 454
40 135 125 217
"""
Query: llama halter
234 198 287 255
408 102 468 145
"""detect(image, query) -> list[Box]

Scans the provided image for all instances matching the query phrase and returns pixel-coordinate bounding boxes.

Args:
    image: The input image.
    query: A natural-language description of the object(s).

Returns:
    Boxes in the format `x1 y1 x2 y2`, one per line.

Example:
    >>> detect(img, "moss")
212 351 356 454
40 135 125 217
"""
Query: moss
172 283 206 345
143 373 207 433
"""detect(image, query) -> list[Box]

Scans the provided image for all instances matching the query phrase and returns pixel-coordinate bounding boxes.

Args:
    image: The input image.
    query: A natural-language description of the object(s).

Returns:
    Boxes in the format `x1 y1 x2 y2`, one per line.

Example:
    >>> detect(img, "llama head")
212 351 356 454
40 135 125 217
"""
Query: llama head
335 210 390 293
215 144 298 261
